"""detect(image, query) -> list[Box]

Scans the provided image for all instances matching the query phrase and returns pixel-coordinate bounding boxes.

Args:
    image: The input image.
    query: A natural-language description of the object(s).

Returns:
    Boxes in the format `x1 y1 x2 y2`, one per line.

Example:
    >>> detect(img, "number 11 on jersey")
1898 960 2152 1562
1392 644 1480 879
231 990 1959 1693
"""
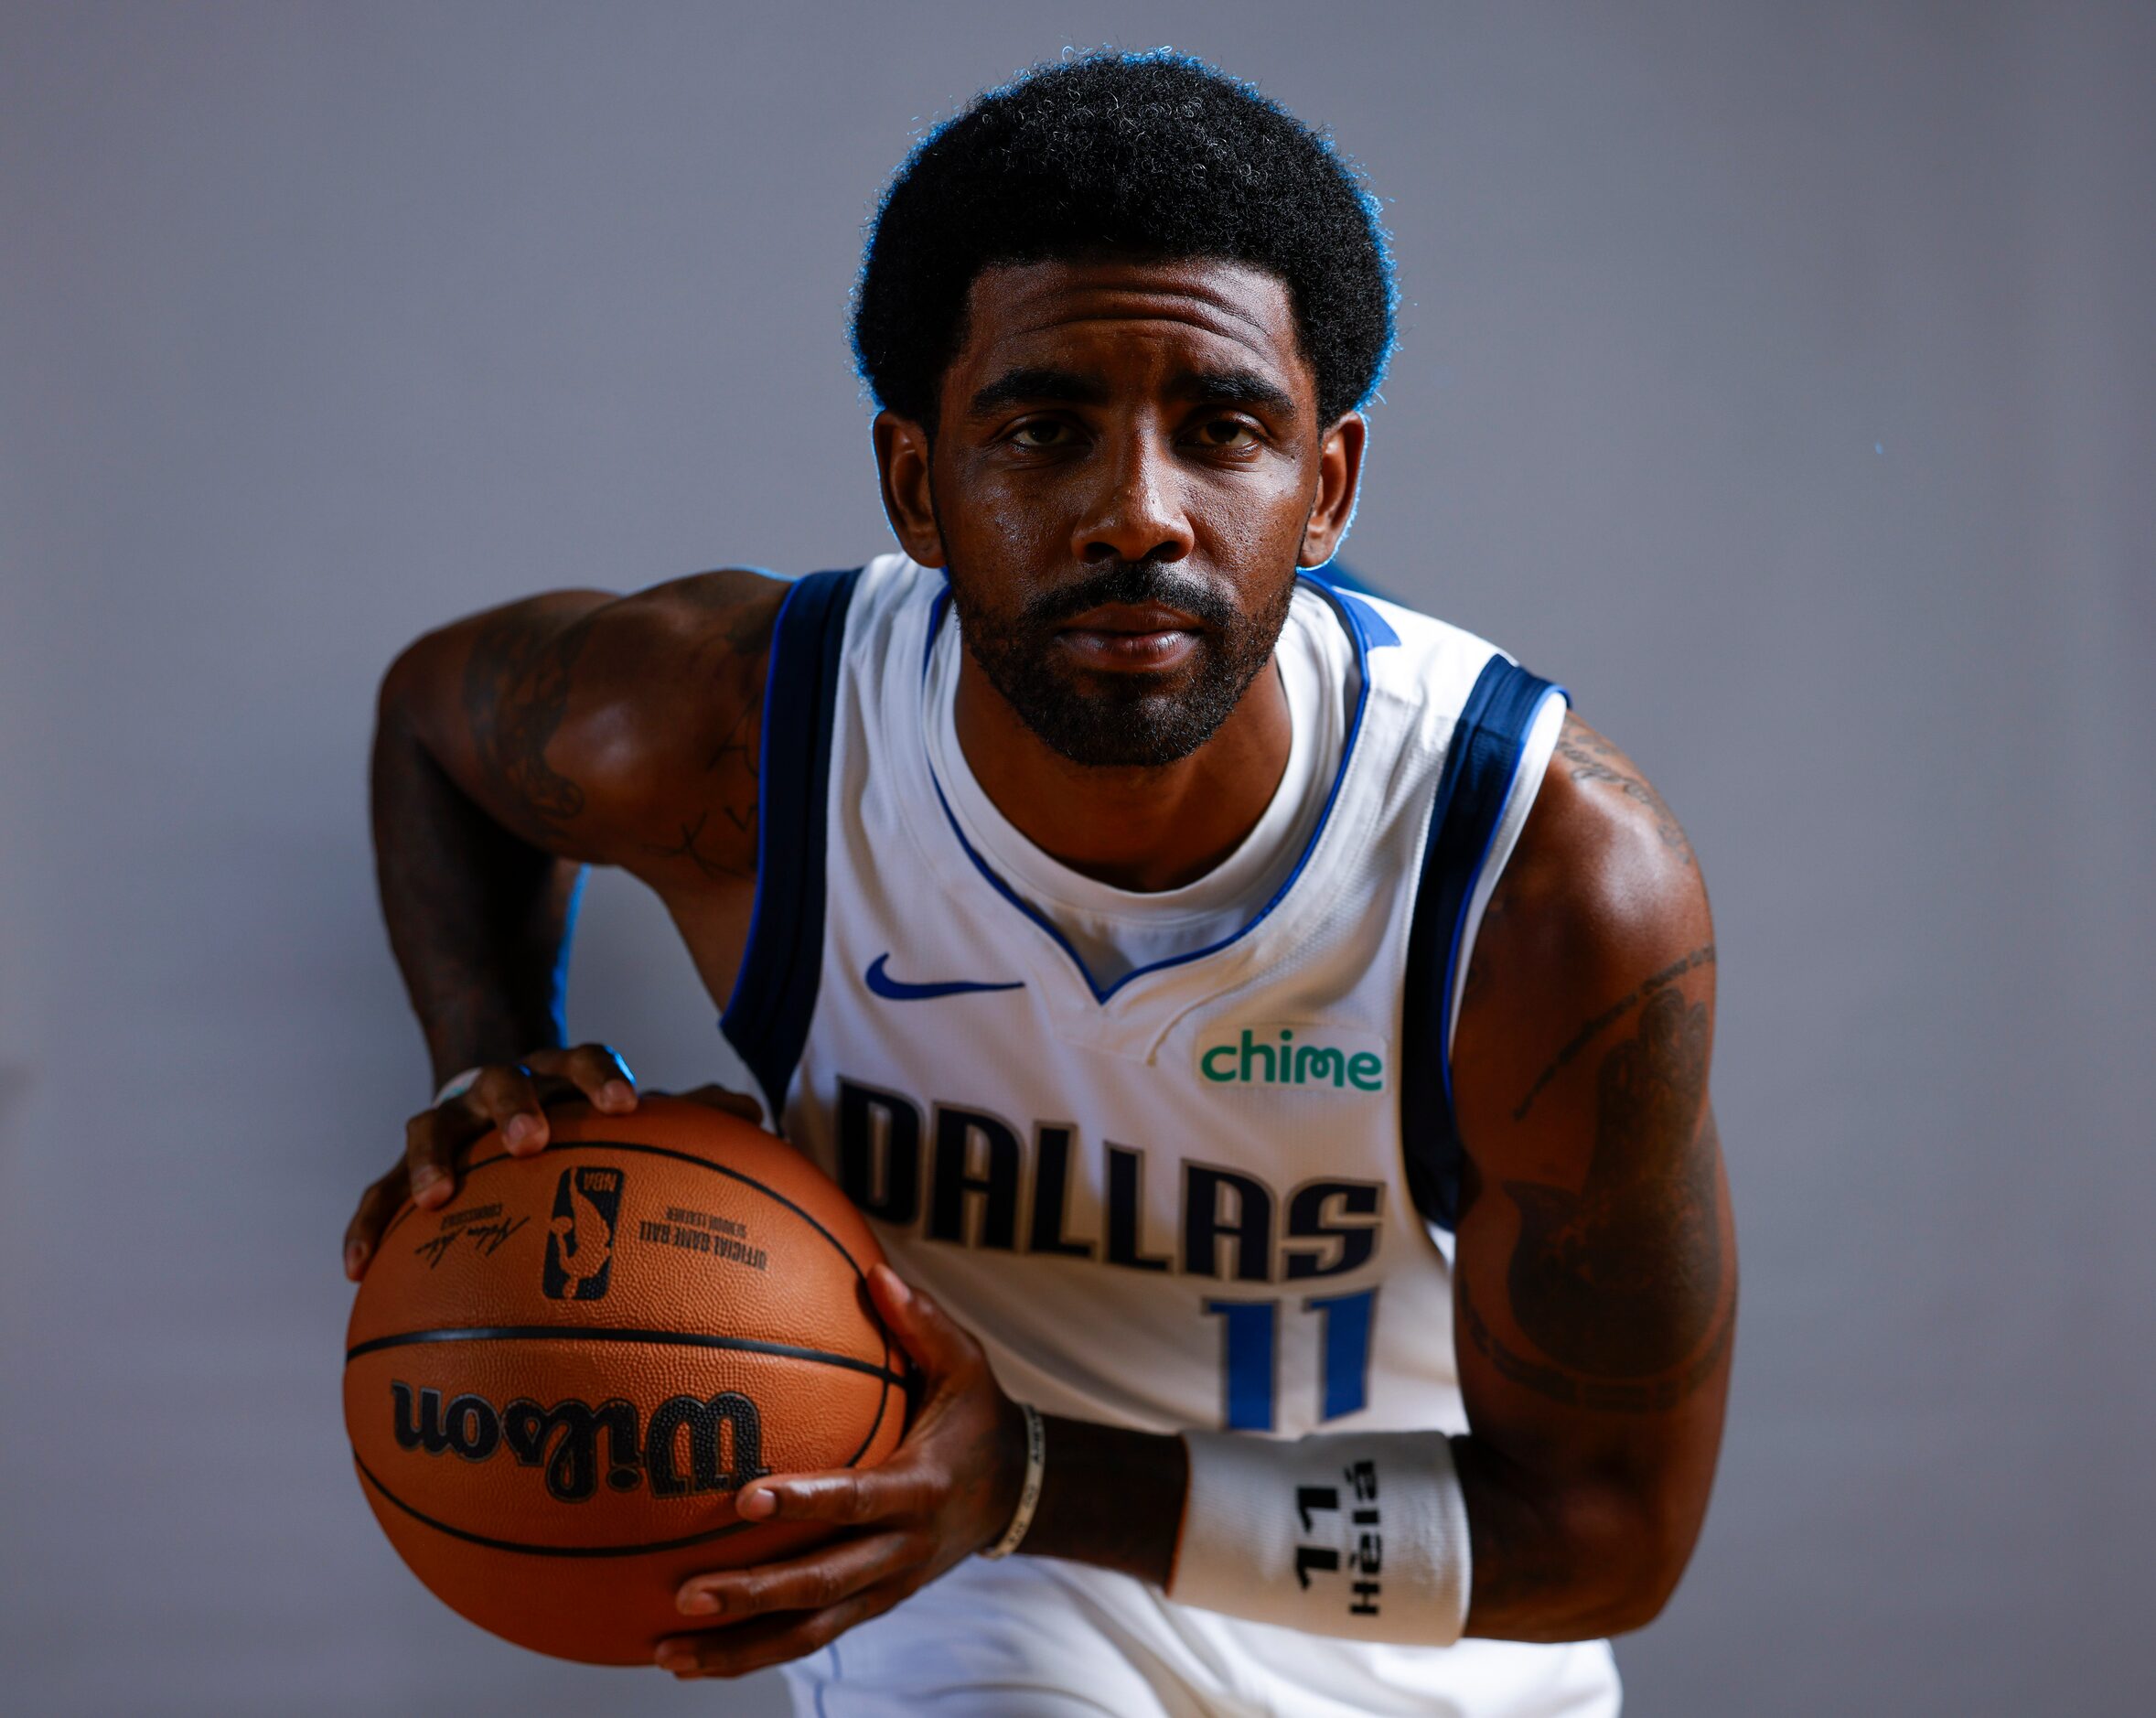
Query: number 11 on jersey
1205 1287 1378 1431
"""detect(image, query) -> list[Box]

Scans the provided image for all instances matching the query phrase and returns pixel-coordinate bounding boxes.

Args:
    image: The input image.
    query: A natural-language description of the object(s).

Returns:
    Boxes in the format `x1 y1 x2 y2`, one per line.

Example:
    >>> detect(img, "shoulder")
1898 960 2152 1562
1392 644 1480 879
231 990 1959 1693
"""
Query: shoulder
1450 708 1715 1152
543 569 791 876
389 568 790 876
542 567 788 760
1501 711 1707 975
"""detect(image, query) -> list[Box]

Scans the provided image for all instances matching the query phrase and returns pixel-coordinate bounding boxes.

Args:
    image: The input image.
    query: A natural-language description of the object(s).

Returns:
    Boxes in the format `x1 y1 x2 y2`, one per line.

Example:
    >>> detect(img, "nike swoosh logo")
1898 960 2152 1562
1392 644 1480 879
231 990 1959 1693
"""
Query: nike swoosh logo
864 953 1025 1002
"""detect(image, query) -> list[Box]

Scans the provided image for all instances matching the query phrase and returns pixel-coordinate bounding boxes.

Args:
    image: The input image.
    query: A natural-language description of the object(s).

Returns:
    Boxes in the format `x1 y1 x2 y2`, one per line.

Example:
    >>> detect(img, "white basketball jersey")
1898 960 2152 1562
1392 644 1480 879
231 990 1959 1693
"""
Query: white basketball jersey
722 553 1619 1716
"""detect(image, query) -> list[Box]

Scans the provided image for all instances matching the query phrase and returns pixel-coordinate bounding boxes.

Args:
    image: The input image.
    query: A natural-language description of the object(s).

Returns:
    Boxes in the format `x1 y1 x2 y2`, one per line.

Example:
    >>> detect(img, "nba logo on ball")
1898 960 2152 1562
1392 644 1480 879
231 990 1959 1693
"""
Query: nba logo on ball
543 1166 621 1301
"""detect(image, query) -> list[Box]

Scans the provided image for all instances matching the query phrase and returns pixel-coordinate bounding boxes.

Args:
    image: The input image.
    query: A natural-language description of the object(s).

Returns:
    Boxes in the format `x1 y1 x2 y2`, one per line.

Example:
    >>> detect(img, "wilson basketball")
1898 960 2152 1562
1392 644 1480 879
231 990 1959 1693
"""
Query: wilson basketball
343 1096 907 1664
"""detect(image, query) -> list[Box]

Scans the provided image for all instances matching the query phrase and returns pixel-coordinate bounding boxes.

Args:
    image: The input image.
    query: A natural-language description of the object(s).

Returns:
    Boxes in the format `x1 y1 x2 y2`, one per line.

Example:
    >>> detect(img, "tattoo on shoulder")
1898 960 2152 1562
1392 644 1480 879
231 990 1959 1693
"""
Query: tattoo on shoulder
1556 715 1692 865
638 583 776 881
463 607 592 841
1464 986 1731 1413
642 805 752 881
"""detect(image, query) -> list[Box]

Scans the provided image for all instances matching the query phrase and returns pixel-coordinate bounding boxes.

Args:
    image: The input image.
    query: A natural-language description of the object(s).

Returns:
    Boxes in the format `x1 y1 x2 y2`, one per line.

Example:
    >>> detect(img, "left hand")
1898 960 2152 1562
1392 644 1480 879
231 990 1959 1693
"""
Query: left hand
655 1263 1025 1679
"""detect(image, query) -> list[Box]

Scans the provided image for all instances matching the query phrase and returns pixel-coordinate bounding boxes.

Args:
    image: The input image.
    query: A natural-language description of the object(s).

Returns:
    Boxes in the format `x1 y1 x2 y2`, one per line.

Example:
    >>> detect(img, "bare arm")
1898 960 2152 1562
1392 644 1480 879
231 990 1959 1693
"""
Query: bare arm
370 588 613 1087
1446 712 1733 1639
346 569 788 1275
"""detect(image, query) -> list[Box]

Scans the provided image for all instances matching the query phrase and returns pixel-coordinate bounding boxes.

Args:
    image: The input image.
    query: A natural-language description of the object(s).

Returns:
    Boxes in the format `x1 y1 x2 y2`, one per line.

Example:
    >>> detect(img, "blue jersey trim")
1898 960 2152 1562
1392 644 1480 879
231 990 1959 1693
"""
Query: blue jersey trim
1399 658 1568 1232
720 568 862 1116
920 574 1375 1005
1302 564 1401 650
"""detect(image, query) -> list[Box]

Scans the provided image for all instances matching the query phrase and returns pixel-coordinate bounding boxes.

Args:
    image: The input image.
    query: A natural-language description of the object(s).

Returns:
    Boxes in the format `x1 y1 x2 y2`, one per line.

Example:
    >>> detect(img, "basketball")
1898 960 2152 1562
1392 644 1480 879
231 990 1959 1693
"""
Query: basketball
343 1095 908 1664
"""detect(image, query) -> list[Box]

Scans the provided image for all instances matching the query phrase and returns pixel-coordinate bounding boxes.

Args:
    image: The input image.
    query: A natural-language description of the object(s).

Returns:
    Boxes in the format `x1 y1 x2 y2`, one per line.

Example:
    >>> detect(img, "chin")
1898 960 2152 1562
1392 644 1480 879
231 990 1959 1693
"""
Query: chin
1019 686 1229 770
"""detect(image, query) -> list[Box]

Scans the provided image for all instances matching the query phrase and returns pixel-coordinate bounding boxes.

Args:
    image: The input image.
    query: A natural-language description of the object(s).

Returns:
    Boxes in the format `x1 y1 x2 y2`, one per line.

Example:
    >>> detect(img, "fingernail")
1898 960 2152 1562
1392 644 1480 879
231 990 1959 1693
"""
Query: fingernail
737 1486 776 1520
344 1242 366 1279
656 1648 696 1673
411 1165 447 1205
881 1266 913 1307
601 1080 634 1111
505 1116 540 1150
678 1589 720 1616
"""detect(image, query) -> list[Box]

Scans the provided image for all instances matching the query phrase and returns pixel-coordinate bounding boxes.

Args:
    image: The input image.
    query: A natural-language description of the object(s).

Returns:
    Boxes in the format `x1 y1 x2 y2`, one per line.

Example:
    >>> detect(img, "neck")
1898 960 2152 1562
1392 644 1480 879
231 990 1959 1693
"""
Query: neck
952 651 1293 893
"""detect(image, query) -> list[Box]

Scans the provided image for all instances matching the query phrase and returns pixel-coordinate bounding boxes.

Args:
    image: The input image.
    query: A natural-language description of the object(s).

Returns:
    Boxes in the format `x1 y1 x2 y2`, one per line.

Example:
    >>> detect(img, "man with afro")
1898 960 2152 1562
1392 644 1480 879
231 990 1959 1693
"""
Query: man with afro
349 50 1730 1716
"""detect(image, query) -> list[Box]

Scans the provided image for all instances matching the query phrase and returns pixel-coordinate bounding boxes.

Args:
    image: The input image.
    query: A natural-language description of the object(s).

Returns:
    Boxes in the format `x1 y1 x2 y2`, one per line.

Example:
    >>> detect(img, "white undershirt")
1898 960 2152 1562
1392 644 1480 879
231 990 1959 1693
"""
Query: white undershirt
925 587 1357 989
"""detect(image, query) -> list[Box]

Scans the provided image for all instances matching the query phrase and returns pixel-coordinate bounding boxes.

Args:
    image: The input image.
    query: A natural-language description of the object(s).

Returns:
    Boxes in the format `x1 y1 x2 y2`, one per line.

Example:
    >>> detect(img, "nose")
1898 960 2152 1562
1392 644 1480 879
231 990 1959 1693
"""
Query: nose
1071 426 1195 566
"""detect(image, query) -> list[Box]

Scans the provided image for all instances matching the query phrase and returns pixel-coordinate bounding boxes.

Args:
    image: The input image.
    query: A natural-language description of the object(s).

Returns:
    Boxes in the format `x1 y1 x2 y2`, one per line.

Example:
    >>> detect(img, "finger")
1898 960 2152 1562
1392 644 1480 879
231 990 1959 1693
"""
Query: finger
866 1263 979 1380
734 1462 941 1528
529 1043 638 1114
343 1164 410 1280
467 1063 547 1157
402 1106 470 1211
656 1577 917 1680
676 1528 927 1619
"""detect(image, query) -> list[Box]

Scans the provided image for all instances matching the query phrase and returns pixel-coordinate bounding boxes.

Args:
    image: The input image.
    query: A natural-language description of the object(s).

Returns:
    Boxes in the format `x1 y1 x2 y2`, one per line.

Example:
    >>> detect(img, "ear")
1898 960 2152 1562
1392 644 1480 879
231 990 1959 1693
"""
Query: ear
874 412 947 569
1297 413 1368 568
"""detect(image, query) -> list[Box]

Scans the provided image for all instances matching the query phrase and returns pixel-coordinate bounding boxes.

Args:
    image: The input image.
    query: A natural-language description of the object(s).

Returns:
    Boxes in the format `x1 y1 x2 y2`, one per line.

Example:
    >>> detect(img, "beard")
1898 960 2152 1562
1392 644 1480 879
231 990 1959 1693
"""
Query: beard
949 555 1295 768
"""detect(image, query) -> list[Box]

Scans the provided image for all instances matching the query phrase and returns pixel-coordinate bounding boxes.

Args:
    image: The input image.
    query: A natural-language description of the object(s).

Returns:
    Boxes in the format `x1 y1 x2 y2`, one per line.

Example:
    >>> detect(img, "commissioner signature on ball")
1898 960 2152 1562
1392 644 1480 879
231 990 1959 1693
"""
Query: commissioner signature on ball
413 1216 529 1270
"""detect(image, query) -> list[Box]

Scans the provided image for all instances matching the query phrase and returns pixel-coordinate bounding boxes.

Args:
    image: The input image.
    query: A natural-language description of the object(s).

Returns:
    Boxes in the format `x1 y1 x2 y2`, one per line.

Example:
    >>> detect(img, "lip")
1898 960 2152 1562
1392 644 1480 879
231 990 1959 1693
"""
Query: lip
1054 603 1201 671
1057 601 1204 636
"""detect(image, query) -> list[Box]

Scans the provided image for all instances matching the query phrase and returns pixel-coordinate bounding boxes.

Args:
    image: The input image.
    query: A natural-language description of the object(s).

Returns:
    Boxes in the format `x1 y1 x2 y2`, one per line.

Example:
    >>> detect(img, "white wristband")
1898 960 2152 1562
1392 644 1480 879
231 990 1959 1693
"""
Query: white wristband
432 1066 485 1108
980 1401 1046 1560
1168 1430 1472 1645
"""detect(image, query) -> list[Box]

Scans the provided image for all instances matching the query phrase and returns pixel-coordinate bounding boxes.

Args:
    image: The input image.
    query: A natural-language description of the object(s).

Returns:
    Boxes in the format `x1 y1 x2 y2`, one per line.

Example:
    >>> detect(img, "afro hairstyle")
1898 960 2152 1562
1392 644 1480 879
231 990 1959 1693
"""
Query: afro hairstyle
852 50 1395 432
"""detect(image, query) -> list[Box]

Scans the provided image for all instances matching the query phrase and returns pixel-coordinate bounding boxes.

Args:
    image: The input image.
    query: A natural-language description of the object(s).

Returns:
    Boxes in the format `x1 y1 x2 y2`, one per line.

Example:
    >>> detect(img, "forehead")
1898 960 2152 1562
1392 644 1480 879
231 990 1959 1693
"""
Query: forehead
949 258 1311 399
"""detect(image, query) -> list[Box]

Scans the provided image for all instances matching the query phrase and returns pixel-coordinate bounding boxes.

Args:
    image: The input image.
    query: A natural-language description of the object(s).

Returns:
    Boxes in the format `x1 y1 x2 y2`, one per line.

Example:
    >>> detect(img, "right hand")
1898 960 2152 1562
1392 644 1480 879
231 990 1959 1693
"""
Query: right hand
342 1043 641 1282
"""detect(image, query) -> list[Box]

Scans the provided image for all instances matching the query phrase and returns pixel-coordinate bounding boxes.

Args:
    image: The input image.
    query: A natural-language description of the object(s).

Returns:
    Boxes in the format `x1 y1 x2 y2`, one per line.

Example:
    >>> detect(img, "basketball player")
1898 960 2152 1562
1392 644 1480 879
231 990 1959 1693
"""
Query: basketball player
345 53 1732 1716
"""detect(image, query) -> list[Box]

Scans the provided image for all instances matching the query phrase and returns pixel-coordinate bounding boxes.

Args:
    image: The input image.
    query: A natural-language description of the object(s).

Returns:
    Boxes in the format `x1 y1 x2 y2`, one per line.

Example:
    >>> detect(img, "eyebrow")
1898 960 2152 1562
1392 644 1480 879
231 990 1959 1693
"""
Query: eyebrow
966 363 1296 419
967 367 1109 416
1165 366 1297 416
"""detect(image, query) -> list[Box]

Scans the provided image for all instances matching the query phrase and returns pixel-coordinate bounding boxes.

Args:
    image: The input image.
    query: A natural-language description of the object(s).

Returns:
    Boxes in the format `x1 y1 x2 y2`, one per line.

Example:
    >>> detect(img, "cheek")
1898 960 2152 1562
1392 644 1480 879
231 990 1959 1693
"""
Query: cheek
1188 471 1317 569
939 465 1074 569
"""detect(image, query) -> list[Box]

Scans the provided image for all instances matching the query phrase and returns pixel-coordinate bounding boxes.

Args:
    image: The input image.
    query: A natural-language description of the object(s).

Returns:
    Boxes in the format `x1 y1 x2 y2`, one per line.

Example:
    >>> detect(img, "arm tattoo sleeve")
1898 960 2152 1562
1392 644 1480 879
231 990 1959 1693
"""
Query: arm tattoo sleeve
1466 986 1731 1413
462 607 592 841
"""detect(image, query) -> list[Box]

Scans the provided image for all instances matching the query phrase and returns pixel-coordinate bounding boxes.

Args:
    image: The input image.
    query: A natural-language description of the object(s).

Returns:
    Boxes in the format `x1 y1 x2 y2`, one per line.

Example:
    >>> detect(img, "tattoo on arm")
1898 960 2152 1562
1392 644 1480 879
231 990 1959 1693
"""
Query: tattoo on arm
1469 986 1729 1412
462 607 593 842
642 806 753 881
637 585 775 879
1513 943 1714 1122
1556 716 1692 866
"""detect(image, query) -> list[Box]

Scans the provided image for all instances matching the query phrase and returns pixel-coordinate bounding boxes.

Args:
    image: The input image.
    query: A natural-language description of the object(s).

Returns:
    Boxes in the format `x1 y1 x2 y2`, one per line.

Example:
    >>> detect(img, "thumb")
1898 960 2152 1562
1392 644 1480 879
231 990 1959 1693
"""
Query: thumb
866 1262 977 1380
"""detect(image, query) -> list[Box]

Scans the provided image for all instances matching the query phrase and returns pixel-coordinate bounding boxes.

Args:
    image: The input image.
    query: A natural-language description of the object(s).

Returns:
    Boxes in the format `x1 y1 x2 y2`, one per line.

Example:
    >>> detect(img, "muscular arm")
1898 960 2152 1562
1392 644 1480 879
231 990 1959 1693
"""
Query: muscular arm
1446 711 1733 1639
372 590 607 1085
370 570 786 1080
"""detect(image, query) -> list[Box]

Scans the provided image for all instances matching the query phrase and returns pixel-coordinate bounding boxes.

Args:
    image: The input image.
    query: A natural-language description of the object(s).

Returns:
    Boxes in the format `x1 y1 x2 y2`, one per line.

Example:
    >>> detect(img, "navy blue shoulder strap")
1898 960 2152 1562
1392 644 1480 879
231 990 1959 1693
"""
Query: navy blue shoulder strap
1400 656 1566 1232
720 568 862 1117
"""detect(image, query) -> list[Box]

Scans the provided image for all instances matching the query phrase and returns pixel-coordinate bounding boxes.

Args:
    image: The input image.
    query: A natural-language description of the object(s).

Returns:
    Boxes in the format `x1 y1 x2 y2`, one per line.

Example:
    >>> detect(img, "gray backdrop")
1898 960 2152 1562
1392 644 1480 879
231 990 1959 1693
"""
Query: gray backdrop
3 4 2150 1713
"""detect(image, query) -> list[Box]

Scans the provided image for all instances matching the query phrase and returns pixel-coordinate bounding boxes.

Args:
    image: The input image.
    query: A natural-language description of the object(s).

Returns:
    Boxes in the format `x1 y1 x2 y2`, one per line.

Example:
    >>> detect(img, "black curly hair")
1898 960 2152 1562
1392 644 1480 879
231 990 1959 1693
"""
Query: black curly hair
852 50 1395 432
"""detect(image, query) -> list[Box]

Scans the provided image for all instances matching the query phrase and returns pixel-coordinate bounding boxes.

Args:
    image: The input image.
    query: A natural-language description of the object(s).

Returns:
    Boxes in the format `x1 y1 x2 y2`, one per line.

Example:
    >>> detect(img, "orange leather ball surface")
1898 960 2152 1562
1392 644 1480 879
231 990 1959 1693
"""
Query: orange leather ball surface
344 1096 906 1664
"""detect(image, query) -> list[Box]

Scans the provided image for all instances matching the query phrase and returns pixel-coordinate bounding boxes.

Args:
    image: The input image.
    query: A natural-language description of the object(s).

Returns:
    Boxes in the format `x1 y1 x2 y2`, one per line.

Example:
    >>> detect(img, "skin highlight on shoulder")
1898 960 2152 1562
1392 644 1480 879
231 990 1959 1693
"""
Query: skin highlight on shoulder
452 570 788 882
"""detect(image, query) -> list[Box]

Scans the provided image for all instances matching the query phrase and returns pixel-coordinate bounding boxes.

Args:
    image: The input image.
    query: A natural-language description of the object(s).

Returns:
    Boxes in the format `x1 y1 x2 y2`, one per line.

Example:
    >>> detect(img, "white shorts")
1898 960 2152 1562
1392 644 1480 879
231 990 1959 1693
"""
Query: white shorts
781 1555 1621 1718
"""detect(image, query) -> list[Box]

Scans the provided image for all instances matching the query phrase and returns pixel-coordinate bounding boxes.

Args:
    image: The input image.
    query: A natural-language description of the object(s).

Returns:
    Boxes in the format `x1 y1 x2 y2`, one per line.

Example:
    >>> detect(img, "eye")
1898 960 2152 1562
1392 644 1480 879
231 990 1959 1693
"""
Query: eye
1010 419 1072 448
1192 417 1260 448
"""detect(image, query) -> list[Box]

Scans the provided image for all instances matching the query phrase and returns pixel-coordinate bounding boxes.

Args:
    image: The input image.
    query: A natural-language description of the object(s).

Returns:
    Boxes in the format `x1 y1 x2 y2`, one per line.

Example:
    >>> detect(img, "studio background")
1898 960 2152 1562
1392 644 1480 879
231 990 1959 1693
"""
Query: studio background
3 4 2150 1713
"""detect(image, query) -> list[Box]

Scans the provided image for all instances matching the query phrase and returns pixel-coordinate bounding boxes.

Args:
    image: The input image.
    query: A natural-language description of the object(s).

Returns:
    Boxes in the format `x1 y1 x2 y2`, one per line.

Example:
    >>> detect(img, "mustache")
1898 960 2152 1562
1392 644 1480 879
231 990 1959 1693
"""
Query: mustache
1018 558 1240 632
